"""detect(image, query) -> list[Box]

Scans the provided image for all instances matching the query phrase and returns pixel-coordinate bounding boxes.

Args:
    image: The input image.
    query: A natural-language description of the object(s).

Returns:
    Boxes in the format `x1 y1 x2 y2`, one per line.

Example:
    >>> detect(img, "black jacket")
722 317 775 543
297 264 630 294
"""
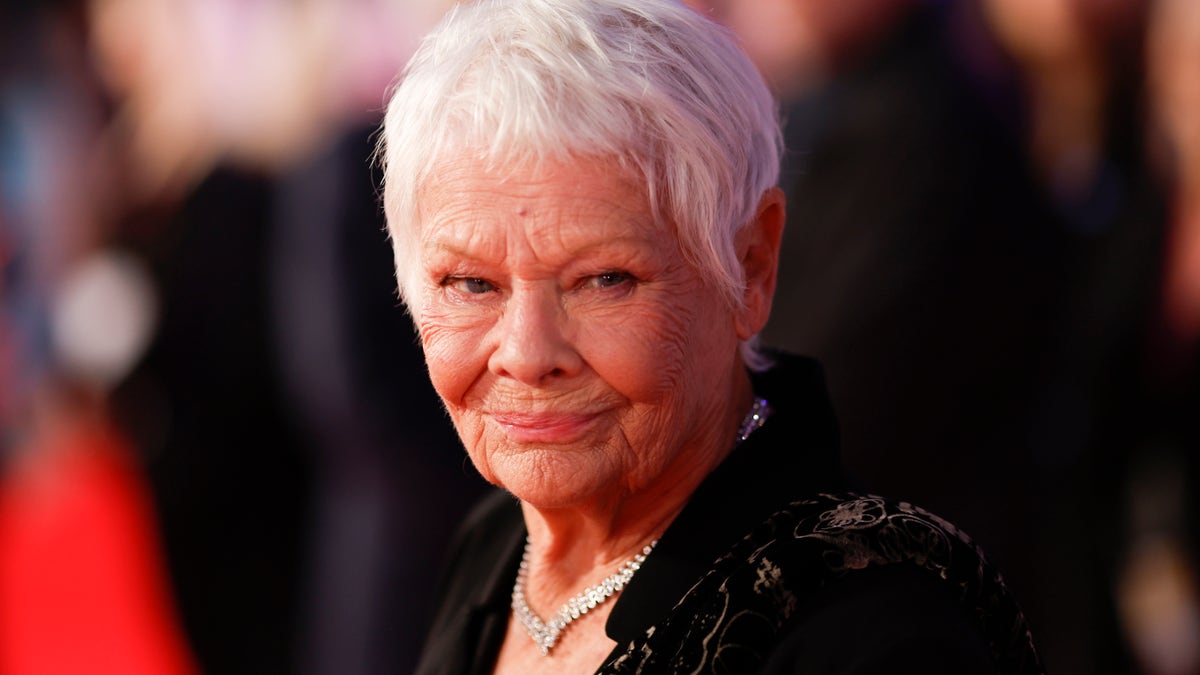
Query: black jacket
413 355 1040 674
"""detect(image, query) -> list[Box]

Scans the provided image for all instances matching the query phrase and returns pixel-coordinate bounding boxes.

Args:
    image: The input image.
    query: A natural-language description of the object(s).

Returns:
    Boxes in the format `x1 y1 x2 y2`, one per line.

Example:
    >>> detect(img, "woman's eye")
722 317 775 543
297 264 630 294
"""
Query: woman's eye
445 277 497 294
587 271 634 290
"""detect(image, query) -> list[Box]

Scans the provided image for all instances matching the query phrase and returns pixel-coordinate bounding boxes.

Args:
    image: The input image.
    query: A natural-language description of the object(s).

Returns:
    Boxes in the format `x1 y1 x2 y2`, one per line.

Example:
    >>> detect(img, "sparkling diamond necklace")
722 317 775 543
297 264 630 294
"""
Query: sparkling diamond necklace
512 539 656 655
511 396 772 655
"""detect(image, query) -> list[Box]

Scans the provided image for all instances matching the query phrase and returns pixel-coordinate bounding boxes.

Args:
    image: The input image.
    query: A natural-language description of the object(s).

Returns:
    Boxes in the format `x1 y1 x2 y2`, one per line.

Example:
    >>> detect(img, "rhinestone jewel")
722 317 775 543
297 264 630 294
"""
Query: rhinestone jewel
736 397 771 444
511 396 771 656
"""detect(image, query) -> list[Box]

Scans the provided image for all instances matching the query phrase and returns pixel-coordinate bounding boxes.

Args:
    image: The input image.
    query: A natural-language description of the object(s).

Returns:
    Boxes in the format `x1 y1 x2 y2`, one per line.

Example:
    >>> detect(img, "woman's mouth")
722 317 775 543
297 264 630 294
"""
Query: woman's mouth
489 411 600 444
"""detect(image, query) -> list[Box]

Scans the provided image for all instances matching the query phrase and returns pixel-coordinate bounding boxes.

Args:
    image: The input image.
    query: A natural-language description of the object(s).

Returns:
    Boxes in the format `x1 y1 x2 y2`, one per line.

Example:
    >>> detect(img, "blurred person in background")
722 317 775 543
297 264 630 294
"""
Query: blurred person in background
1 1 196 673
983 0 1149 227
1147 0 1200 351
987 0 1200 673
85 0 482 672
1115 1 1200 673
688 0 1197 673
982 0 1176 672
5 0 476 673
685 0 1067 664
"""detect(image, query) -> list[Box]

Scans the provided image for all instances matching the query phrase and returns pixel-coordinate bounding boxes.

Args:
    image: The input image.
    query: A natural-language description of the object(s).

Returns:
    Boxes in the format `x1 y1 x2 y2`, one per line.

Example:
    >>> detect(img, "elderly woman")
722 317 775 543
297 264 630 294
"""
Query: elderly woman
378 0 1041 673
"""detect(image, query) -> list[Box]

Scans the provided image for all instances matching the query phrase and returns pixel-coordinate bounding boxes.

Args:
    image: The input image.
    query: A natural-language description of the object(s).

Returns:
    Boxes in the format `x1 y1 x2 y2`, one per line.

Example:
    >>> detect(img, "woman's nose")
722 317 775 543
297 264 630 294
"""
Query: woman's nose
487 286 582 385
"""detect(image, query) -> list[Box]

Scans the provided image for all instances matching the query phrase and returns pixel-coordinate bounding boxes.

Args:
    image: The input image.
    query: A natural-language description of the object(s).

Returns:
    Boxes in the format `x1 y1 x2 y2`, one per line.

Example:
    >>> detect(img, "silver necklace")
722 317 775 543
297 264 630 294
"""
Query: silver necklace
511 396 772 656
512 538 656 655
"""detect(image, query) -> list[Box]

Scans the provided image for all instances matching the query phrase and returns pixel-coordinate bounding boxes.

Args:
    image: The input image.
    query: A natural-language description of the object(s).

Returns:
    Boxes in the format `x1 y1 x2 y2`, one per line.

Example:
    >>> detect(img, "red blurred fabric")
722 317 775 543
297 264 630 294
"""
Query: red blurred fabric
0 422 197 675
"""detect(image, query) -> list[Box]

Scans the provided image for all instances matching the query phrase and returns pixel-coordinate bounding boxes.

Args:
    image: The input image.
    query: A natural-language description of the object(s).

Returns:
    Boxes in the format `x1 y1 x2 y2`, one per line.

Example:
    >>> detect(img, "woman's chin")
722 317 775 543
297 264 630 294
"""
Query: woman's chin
489 451 618 511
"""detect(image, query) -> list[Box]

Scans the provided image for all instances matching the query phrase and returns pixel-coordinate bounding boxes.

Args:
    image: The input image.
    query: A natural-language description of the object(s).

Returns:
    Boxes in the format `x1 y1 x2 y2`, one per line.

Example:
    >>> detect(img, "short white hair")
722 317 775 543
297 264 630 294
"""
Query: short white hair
378 0 782 369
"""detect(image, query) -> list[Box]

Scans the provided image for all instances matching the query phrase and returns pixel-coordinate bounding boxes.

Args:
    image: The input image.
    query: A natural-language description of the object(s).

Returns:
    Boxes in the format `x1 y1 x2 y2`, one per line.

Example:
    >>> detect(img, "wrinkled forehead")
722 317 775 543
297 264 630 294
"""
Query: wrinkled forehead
414 148 660 229
405 155 722 312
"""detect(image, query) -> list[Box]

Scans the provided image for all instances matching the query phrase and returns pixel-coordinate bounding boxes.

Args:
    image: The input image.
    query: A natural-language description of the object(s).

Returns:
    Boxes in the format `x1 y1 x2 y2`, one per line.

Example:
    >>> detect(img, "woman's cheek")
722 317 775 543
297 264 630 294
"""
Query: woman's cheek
418 310 492 403
579 300 697 397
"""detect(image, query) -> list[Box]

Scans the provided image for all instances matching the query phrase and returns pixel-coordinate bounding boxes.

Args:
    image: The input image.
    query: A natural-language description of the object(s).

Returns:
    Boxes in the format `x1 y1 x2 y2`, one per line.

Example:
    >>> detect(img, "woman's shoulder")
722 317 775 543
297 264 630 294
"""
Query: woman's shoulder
745 494 1038 672
602 493 1042 674
760 562 1004 674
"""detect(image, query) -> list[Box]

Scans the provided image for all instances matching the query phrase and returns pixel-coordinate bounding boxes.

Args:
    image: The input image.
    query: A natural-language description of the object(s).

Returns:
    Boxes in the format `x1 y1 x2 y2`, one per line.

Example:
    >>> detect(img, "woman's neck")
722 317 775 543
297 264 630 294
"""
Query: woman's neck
517 367 755 610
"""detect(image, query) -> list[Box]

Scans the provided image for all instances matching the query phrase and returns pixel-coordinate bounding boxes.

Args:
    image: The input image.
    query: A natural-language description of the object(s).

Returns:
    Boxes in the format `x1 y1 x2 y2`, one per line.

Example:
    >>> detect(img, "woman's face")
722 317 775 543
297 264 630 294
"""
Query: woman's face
412 156 745 510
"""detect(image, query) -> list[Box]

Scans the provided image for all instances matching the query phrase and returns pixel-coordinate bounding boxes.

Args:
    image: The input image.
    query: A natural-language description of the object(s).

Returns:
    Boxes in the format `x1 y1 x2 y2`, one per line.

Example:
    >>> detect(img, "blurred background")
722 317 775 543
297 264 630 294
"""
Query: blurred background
0 0 1197 673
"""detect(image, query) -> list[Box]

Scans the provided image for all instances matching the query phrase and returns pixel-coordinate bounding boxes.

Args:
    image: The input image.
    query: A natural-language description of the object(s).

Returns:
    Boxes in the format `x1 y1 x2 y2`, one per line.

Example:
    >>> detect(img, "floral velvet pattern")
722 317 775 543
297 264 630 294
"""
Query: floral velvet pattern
600 493 1043 674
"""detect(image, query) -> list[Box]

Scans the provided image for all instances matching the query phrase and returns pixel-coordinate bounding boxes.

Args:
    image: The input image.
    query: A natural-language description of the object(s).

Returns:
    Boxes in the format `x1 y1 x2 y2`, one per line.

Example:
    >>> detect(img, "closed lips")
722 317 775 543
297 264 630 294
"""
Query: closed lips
490 412 602 443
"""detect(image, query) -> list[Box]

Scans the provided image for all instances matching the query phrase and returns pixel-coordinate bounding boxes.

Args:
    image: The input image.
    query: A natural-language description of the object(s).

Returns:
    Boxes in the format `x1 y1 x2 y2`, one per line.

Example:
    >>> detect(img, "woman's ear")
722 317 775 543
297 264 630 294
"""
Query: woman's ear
734 187 785 340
